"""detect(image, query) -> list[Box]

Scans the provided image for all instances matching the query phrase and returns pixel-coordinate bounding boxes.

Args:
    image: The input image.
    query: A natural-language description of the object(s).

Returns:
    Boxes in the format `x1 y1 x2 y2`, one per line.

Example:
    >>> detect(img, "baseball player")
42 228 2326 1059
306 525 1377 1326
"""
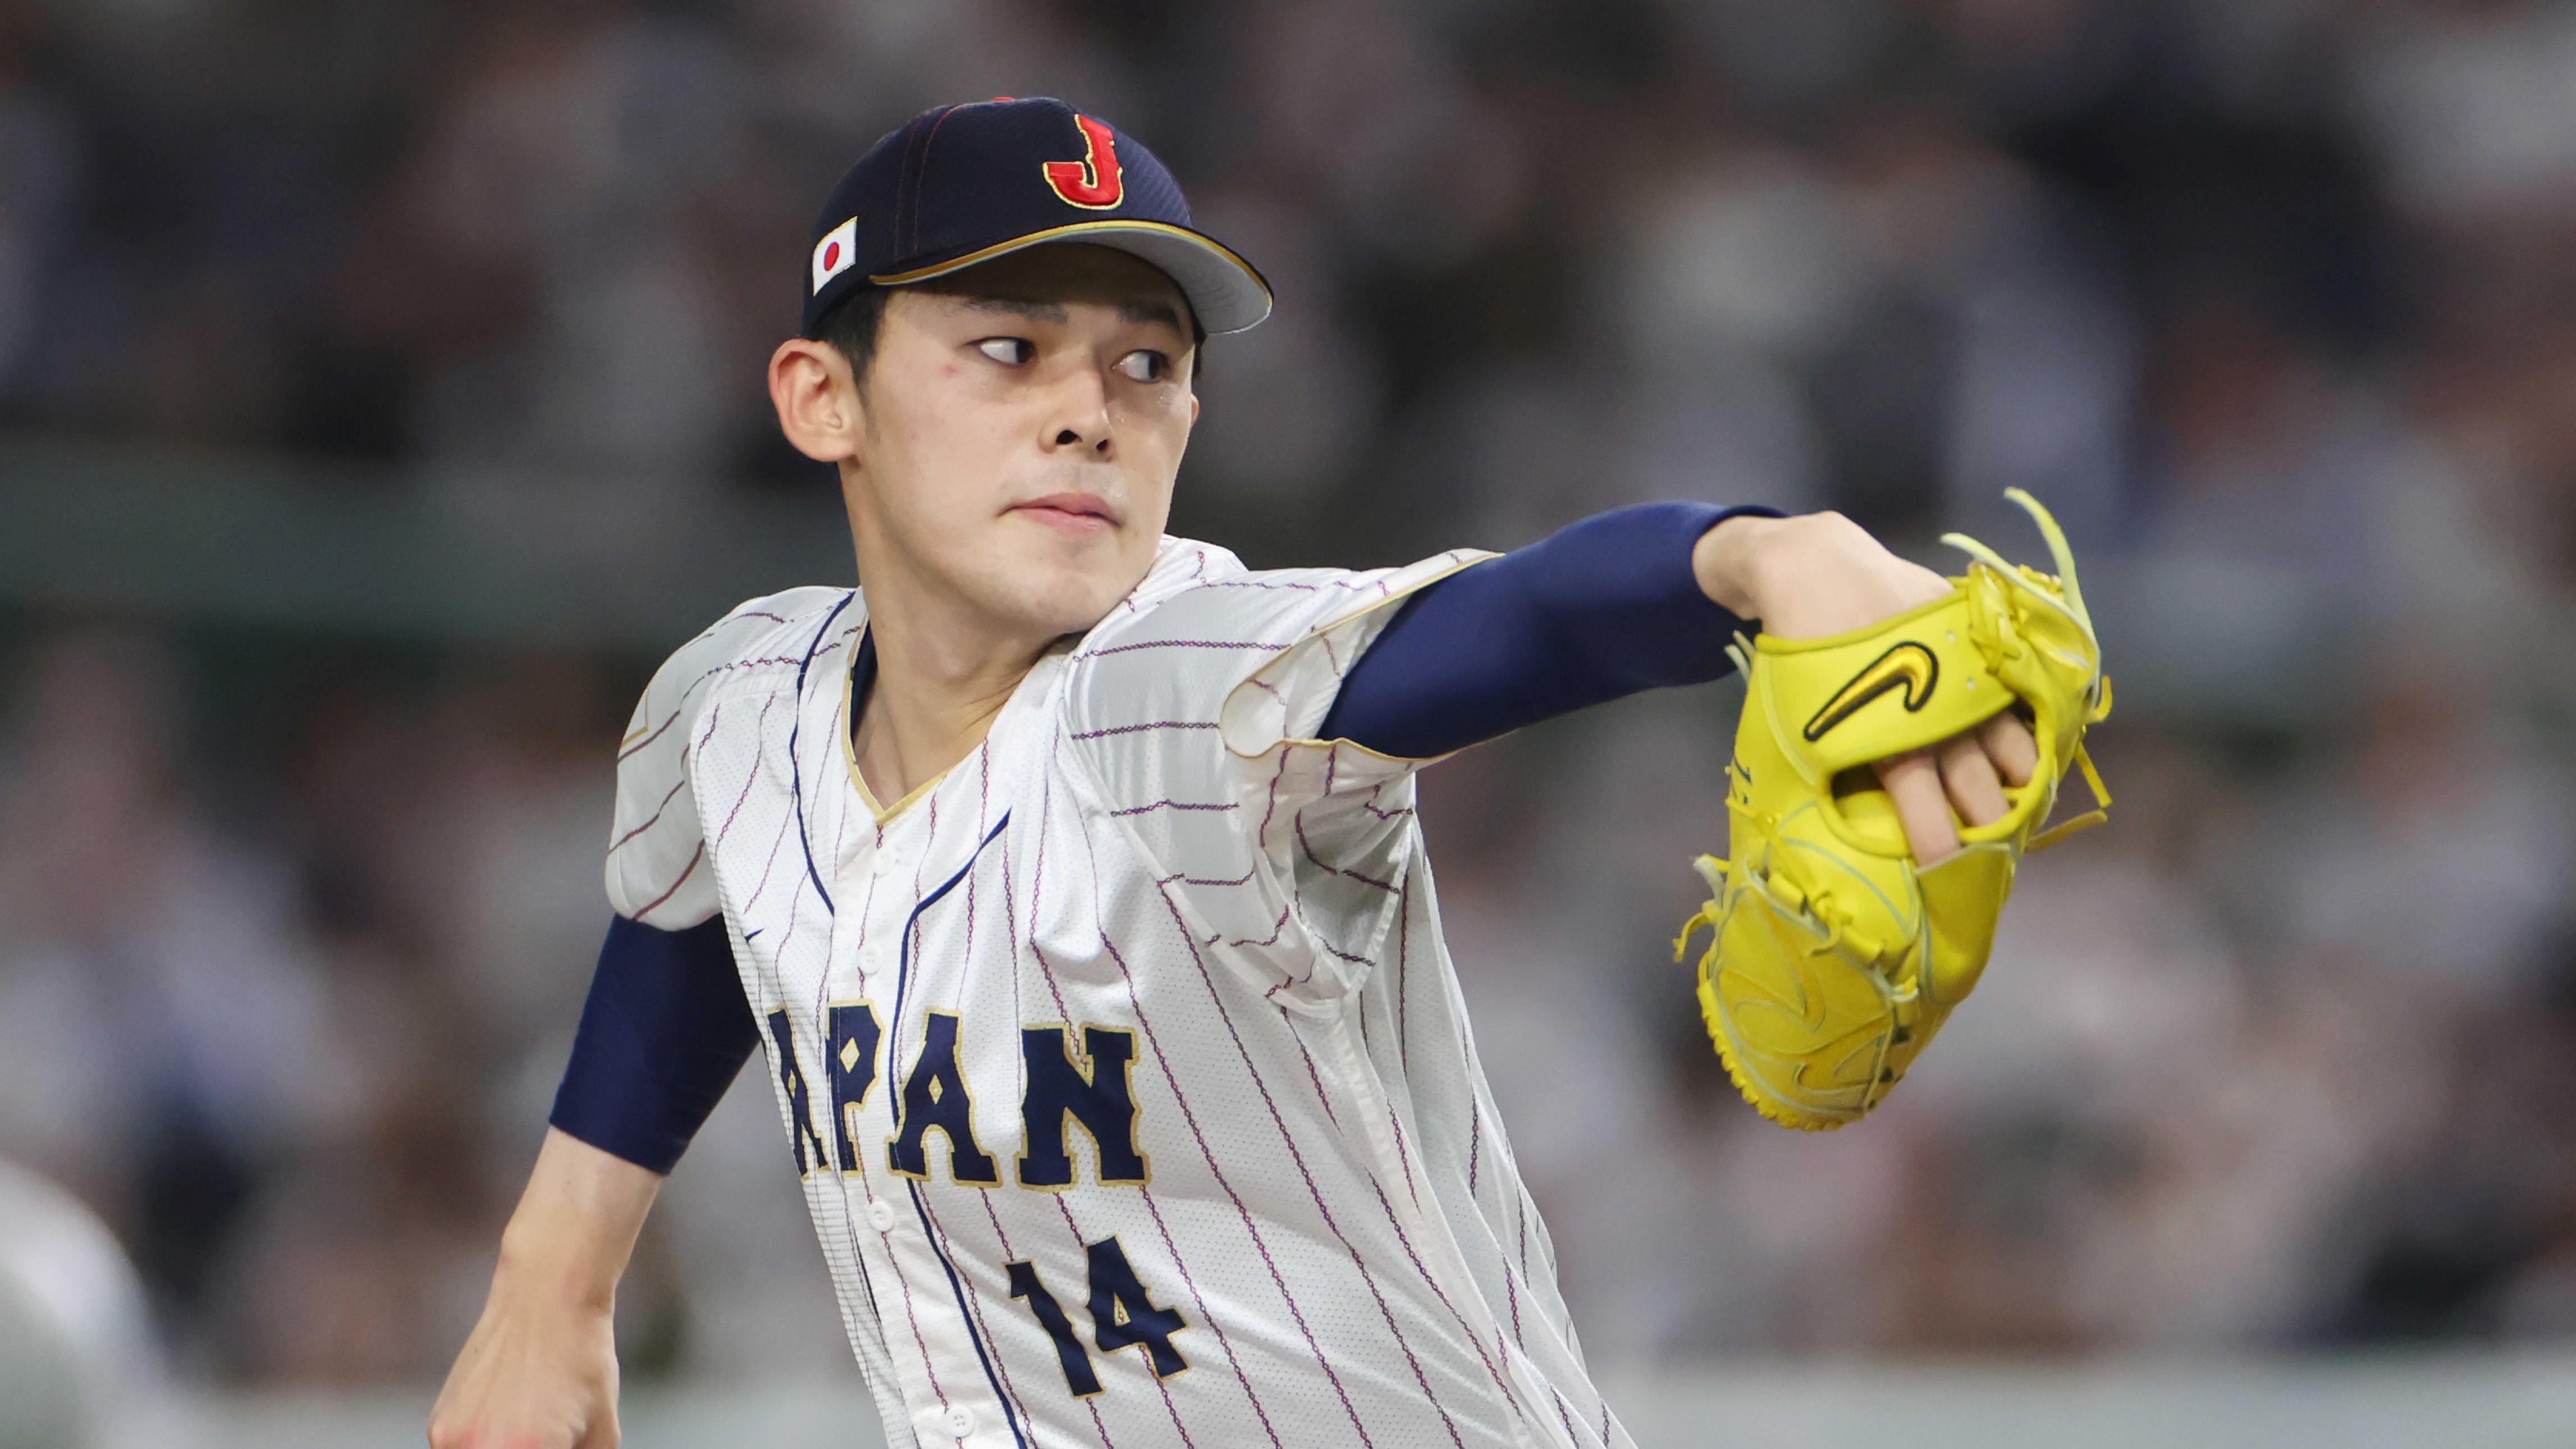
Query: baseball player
429 98 2038 1449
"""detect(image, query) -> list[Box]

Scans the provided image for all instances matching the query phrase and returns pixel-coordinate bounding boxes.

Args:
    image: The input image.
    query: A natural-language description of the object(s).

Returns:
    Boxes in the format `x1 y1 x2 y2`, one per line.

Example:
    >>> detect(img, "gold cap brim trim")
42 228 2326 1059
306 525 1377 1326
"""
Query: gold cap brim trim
866 220 1274 333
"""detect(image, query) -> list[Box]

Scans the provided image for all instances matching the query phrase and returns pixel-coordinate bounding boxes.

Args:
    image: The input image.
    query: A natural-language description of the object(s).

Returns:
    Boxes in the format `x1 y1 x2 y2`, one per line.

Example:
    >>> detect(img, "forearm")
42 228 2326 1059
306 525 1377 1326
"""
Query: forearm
1319 501 1783 758
497 1127 665 1309
436 920 742 1448
432 1128 654 1447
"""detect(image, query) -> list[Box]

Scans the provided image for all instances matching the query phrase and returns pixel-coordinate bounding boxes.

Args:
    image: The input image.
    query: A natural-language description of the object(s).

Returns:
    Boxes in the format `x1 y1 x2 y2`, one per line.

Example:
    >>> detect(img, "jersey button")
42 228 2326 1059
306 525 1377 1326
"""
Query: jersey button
866 1199 898 1232
944 1405 977 1437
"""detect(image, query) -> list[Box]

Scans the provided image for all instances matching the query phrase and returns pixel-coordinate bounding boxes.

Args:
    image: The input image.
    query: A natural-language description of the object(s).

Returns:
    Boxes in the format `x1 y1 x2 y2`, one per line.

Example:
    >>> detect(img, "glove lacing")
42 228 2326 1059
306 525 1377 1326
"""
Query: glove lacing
1939 487 2112 852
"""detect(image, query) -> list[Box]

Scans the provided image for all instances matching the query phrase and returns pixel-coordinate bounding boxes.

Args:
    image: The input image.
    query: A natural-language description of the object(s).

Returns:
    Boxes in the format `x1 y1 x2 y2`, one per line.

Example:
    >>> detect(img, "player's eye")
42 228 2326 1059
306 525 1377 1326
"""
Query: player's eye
976 337 1033 366
1114 349 1169 384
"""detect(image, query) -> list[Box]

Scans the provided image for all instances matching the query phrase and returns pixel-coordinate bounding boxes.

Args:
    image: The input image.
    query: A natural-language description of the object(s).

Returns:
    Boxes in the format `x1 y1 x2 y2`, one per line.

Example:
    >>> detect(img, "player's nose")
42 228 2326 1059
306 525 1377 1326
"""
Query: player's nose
1039 368 1114 458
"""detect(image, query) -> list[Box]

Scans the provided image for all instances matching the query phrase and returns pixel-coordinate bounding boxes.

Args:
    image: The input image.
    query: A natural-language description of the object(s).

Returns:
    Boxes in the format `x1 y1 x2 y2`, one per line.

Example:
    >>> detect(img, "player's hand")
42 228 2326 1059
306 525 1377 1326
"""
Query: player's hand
1694 510 2040 865
428 1280 621 1449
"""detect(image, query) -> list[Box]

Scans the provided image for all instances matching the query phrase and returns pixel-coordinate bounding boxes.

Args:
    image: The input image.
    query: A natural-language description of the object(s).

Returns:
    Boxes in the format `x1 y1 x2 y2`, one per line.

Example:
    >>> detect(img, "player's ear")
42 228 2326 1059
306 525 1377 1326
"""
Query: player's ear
768 337 866 464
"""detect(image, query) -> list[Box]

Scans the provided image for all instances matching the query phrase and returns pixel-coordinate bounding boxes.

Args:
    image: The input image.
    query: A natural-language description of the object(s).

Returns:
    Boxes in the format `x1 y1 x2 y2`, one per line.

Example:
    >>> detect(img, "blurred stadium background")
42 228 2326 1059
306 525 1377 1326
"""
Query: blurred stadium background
2 0 2575 1443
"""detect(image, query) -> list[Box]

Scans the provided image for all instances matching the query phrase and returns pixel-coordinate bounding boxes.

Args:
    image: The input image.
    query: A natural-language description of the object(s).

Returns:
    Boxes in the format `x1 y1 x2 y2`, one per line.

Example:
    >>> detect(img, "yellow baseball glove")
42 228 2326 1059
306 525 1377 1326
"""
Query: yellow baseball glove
1676 490 2112 1131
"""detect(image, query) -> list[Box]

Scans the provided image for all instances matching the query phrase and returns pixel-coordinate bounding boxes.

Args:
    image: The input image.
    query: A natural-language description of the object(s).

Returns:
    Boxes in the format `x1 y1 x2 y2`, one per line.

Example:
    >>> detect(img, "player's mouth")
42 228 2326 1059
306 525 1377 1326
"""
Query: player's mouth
1008 492 1122 535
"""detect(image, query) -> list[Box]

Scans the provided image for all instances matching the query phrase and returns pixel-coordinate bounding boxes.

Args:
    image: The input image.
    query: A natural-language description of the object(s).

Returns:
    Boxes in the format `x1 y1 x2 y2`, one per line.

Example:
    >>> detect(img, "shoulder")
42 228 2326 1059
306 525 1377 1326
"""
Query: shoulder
605 587 855 925
642 586 860 714
1056 539 1490 751
664 586 860 685
1075 537 1488 658
620 586 860 766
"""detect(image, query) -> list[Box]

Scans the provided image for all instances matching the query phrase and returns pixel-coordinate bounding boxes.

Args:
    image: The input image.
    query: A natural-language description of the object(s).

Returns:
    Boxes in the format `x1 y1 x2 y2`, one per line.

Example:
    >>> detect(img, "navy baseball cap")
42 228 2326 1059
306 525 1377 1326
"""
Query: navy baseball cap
803 97 1271 337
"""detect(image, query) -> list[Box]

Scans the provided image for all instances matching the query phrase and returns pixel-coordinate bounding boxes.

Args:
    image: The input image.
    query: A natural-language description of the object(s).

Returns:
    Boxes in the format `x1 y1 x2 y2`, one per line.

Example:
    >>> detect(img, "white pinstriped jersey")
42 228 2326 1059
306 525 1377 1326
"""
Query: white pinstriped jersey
607 536 1638 1449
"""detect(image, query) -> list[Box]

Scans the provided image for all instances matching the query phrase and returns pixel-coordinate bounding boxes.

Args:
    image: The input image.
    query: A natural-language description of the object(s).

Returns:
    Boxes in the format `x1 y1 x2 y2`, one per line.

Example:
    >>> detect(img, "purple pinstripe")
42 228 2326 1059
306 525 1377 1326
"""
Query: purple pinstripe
1109 799 1237 817
712 697 779 847
609 777 688 852
1077 639 1291 659
621 649 808 761
1135 884 1471 1449
1069 720 1224 741
1095 928 1385 1449
737 768 804 916
630 843 703 924
1020 769 1290 1449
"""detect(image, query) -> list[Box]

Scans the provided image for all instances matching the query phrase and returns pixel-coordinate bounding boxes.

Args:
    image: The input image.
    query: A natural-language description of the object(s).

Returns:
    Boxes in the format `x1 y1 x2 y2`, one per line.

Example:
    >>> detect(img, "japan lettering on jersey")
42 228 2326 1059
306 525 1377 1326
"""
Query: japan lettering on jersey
606 537 1636 1449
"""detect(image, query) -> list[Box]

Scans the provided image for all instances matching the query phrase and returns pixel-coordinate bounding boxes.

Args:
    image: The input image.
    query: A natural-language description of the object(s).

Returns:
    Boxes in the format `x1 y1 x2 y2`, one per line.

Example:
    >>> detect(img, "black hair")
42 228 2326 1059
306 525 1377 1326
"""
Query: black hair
806 282 896 386
803 277 1207 387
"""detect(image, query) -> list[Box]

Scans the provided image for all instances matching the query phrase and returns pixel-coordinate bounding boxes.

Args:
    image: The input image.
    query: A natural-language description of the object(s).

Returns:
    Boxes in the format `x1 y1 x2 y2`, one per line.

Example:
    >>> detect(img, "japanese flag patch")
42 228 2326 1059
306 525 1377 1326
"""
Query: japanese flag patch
812 217 858 294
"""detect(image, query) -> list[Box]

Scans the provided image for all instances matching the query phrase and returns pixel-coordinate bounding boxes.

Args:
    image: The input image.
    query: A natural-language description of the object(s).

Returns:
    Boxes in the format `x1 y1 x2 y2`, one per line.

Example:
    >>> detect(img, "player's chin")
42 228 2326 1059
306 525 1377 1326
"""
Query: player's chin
990 525 1154 637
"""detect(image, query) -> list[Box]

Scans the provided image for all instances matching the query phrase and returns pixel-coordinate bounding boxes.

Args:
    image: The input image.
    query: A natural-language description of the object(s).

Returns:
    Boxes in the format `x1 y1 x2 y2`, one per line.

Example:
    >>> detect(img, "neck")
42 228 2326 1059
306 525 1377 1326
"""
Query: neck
848 530 1055 812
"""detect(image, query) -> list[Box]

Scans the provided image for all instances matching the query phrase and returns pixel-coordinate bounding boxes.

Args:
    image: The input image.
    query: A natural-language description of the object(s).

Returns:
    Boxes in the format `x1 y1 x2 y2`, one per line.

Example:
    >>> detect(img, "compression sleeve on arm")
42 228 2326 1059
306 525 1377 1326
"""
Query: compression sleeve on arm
548 915 759 1175
1317 501 1785 760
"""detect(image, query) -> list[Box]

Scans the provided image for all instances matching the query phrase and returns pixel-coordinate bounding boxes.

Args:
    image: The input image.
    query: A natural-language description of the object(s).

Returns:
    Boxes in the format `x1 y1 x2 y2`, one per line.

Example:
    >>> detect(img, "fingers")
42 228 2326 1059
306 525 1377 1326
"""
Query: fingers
1874 749 1961 866
1979 711 2038 787
1937 731 2010 829
1874 712 2034 865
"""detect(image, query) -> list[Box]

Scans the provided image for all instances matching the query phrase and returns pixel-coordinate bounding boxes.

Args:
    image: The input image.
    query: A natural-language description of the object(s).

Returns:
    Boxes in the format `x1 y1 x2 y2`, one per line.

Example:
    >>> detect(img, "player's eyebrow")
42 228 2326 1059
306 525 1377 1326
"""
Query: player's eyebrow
955 296 1068 323
1118 298 1187 333
951 294 1188 333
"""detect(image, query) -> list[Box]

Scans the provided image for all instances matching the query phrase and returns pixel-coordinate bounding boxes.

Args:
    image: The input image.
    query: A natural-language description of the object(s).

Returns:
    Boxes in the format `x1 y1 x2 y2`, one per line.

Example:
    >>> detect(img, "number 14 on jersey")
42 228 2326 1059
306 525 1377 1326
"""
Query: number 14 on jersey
1008 1236 1189 1397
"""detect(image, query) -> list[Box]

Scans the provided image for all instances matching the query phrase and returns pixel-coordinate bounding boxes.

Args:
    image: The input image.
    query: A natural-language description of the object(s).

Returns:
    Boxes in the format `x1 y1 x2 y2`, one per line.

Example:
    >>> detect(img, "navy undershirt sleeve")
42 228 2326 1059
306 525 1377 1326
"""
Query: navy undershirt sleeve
1317 501 1785 759
548 914 758 1175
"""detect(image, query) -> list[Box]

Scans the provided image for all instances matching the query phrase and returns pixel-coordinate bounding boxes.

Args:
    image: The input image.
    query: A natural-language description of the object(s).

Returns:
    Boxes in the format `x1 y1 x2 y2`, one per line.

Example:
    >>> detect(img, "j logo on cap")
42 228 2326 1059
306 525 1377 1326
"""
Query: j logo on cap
1042 115 1123 210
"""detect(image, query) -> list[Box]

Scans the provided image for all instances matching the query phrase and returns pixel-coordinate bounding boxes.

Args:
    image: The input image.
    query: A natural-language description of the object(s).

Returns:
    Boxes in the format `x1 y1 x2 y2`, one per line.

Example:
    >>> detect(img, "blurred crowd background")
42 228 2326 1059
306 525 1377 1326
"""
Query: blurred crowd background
1 0 2574 1405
